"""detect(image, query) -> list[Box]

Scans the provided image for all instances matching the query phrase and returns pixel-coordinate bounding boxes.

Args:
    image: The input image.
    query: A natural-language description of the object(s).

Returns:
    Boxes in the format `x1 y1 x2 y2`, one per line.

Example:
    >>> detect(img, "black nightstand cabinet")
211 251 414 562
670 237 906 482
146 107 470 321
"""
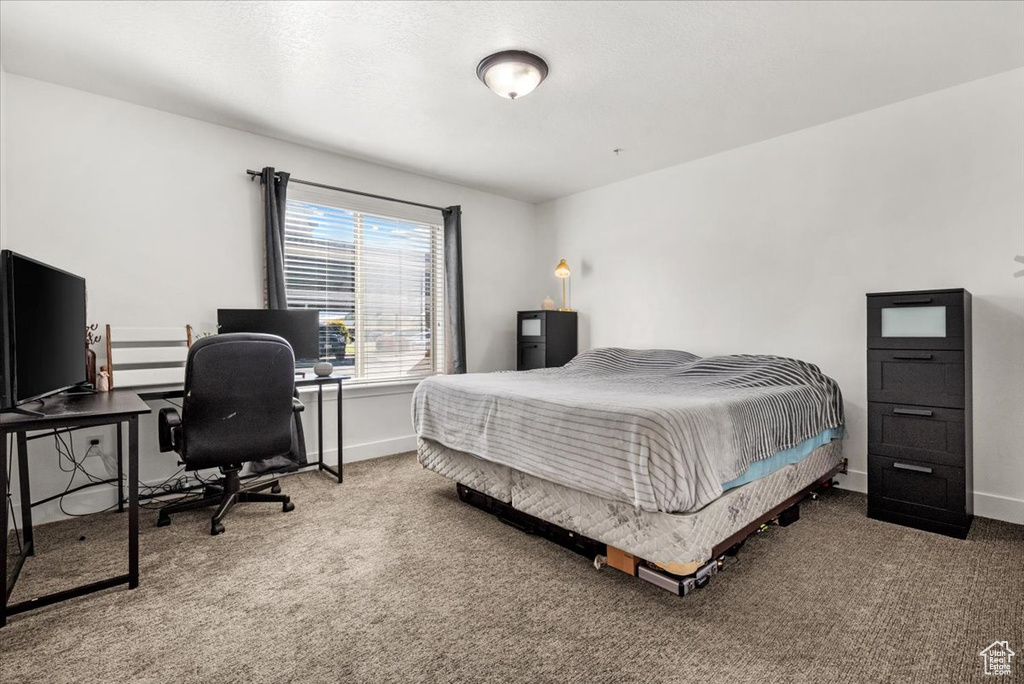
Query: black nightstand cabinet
866 289 973 538
517 311 578 370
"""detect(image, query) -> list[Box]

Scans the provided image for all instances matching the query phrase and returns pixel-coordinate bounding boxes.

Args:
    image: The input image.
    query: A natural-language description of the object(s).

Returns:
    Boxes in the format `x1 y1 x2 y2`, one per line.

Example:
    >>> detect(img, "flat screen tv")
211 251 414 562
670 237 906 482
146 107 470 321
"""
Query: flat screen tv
217 309 320 363
0 251 88 410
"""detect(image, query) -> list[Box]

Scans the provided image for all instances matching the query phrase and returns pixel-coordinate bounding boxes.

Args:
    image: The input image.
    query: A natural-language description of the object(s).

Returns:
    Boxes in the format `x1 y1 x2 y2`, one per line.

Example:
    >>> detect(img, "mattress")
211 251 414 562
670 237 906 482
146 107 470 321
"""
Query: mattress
413 348 845 514
419 437 843 571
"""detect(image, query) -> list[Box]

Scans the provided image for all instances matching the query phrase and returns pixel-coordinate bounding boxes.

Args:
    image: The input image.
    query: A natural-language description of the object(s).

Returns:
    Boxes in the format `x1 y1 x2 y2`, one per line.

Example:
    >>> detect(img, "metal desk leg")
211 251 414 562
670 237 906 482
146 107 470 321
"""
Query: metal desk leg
127 417 139 589
337 378 343 483
16 432 33 554
116 422 124 513
317 383 324 472
1 431 8 627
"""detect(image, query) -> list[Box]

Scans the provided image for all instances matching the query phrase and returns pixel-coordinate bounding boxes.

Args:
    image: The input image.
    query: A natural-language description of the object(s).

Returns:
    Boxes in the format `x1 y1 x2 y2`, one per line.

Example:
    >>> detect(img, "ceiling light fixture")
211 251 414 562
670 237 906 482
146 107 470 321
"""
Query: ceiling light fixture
476 50 549 100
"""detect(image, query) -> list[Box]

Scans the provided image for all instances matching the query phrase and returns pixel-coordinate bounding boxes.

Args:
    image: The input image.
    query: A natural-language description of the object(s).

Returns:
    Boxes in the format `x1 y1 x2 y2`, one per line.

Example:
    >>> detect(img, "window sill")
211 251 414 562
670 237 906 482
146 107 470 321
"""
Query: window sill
296 377 425 399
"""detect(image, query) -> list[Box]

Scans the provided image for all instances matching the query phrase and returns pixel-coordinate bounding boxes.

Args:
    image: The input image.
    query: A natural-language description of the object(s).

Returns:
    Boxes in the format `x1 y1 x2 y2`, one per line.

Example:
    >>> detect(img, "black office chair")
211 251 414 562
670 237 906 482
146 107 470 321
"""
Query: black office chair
157 333 302 535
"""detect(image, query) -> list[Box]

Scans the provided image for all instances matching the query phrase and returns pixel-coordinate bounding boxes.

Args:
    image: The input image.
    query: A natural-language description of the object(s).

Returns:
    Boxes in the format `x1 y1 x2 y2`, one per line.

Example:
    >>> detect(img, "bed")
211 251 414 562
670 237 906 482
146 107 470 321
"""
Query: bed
413 348 846 592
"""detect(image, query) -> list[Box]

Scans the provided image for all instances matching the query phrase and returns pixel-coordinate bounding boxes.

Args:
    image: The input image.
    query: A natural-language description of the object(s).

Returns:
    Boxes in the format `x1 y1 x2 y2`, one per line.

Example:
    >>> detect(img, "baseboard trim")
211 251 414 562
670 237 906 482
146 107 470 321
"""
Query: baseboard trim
314 435 417 465
835 468 1023 525
972 491 1024 525
834 468 867 494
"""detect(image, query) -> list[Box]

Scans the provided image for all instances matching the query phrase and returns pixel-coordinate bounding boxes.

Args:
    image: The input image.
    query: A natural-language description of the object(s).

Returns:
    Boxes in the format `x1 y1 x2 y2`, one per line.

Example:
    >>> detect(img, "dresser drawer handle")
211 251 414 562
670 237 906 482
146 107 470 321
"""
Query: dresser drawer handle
892 354 934 361
893 462 933 474
892 297 933 305
893 408 933 417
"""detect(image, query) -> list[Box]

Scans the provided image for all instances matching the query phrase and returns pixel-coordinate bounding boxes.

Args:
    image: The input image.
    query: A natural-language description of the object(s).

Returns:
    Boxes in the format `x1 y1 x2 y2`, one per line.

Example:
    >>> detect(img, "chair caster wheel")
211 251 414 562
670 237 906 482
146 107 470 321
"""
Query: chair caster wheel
271 483 282 494
282 500 295 513
211 522 225 536
157 515 171 527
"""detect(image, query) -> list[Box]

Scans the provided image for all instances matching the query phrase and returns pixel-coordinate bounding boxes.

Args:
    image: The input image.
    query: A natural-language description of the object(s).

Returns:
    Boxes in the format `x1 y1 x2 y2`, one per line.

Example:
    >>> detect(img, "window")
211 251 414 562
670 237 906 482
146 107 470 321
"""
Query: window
282 187 445 384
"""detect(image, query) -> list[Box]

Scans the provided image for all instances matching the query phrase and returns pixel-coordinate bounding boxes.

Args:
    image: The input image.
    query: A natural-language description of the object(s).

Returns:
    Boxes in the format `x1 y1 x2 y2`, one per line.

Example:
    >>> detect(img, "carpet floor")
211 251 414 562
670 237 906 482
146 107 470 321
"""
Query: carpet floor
1 452 1021 683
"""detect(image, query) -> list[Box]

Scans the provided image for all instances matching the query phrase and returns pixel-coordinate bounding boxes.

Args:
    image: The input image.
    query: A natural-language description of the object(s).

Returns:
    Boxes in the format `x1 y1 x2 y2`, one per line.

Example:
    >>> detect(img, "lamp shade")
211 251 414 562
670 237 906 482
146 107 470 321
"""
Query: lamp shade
554 259 571 278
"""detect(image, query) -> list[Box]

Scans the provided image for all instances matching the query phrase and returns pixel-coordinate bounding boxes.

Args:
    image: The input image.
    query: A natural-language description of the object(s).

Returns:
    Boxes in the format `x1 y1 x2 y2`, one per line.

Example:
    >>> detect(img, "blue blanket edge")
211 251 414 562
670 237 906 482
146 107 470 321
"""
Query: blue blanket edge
722 426 845 491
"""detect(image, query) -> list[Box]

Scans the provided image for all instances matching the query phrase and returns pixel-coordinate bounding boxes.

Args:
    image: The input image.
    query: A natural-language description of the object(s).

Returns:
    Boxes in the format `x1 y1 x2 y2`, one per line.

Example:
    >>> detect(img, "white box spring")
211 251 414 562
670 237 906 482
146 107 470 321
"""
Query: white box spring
418 438 843 568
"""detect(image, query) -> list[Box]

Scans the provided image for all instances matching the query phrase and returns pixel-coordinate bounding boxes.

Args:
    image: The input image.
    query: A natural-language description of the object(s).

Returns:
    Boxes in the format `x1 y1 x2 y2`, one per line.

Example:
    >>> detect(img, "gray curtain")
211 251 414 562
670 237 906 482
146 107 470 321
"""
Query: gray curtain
254 167 302 473
442 206 467 374
262 166 290 309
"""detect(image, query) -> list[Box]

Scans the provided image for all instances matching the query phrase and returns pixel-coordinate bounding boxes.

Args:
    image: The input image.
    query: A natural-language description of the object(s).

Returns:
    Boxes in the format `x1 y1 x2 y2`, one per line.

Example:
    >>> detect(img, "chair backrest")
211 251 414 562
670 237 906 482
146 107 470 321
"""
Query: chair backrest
179 333 296 470
105 325 193 389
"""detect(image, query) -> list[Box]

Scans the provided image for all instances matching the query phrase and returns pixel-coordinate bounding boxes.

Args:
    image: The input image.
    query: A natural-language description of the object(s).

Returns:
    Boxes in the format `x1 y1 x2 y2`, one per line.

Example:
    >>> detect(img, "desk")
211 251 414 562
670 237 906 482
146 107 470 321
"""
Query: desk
136 373 346 492
1 390 150 627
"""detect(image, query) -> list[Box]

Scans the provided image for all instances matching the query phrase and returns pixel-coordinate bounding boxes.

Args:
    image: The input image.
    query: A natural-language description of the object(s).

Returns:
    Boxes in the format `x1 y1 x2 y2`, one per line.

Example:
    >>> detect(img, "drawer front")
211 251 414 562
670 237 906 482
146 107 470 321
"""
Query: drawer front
517 343 546 371
868 454 966 525
517 312 546 343
867 292 965 350
868 402 965 466
867 350 964 408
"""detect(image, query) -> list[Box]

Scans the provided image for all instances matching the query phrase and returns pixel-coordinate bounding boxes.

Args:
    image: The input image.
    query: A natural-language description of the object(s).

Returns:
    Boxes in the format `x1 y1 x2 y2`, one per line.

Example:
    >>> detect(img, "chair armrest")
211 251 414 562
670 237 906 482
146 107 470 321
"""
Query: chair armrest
292 398 305 413
158 408 182 453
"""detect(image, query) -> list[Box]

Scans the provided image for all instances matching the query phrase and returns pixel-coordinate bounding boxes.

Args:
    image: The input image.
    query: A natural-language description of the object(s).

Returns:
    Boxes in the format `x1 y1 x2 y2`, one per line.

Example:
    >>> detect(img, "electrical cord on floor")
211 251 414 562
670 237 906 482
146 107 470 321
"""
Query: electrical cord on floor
139 466 187 494
138 465 227 510
138 467 197 509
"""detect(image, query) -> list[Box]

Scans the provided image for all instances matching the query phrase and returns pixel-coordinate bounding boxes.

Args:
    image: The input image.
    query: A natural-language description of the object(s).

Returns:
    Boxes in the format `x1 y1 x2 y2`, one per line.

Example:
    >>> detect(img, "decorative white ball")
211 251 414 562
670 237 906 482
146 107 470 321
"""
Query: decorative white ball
313 361 335 378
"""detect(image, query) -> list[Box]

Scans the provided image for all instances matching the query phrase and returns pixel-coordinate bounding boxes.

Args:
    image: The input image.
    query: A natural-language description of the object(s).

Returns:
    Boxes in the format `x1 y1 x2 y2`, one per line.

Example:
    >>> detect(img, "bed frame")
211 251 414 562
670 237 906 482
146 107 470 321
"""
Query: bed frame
455 458 848 596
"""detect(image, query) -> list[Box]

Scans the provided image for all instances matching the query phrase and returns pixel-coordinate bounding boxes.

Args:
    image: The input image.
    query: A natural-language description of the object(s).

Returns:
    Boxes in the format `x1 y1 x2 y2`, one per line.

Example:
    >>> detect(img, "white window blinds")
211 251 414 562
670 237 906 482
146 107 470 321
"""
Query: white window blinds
283 184 445 384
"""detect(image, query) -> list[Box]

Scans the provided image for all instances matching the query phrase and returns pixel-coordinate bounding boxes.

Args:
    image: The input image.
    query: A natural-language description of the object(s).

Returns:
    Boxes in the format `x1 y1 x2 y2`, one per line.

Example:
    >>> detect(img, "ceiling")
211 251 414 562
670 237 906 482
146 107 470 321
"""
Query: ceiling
2 1 1022 203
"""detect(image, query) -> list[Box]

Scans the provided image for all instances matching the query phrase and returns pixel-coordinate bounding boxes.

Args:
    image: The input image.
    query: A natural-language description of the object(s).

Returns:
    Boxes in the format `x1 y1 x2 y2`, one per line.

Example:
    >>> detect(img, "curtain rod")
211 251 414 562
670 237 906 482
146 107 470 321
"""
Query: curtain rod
246 169 446 212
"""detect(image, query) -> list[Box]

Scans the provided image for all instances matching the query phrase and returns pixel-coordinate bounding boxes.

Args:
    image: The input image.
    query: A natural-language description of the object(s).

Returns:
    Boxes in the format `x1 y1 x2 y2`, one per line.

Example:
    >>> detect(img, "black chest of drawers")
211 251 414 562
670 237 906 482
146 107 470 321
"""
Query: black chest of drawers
866 288 973 538
517 310 578 370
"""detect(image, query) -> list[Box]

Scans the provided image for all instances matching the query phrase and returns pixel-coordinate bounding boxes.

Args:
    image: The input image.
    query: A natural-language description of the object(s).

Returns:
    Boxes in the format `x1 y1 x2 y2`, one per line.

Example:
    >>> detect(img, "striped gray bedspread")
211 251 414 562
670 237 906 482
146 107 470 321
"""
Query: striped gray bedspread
412 348 844 513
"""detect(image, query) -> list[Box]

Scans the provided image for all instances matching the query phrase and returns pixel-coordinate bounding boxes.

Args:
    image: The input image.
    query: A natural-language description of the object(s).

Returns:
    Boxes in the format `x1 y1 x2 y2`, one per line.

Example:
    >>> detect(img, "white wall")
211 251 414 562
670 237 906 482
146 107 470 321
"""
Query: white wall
3 74 544 523
538 69 1024 524
1 64 8 246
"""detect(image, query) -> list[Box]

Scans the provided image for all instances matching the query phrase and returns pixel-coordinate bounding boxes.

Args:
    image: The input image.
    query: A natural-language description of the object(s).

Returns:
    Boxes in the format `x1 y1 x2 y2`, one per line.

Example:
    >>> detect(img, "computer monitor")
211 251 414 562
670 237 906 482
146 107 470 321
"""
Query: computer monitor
216 309 320 363
0 251 88 410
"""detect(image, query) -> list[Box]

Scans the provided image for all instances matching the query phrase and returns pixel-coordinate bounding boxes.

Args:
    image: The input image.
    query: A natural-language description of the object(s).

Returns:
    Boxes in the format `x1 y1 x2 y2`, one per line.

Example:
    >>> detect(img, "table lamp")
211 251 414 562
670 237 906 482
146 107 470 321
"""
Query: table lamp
554 258 572 311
